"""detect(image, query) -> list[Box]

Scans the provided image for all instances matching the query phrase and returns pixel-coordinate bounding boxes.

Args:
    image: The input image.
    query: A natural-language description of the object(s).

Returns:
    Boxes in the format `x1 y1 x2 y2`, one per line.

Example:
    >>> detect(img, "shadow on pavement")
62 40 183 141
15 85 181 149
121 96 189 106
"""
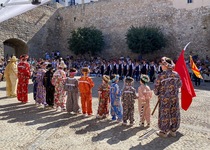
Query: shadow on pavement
0 86 6 91
0 102 86 130
130 132 184 150
92 124 143 144
36 114 85 130
73 118 118 134
0 96 10 100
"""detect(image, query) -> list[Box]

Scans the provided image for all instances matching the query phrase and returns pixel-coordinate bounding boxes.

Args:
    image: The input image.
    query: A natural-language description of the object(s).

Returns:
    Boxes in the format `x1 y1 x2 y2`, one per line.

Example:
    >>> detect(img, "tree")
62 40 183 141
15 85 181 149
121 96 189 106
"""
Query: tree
68 27 104 56
126 26 166 54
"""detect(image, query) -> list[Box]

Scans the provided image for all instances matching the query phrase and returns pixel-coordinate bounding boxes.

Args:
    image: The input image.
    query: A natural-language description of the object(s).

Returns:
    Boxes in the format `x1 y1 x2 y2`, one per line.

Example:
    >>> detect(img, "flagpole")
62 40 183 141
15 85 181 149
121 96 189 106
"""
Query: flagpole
184 42 191 51
151 97 159 115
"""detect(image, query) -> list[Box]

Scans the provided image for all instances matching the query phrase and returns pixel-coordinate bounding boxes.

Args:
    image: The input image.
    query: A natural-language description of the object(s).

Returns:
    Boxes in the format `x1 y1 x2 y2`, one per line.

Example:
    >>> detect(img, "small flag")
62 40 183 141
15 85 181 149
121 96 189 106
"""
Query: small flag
190 55 203 79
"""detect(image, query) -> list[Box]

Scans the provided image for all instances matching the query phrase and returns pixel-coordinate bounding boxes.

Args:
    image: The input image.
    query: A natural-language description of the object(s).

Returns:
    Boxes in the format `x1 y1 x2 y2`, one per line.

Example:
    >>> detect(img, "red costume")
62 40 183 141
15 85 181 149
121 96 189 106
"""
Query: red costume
17 55 31 103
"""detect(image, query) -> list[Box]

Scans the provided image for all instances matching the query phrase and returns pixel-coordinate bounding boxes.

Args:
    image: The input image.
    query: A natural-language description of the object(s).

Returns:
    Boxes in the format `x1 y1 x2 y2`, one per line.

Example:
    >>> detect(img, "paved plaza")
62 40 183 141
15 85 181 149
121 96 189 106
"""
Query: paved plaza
0 77 210 150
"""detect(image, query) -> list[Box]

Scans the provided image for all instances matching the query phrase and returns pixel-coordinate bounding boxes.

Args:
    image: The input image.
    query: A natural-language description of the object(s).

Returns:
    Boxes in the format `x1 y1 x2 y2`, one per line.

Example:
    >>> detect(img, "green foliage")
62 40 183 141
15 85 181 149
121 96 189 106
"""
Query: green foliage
126 26 166 54
68 27 104 55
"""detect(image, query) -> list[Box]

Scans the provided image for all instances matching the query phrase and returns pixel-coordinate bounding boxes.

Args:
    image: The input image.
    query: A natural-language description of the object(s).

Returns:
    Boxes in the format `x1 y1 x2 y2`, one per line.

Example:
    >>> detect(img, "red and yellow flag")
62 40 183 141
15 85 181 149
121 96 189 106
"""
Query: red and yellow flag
190 55 203 79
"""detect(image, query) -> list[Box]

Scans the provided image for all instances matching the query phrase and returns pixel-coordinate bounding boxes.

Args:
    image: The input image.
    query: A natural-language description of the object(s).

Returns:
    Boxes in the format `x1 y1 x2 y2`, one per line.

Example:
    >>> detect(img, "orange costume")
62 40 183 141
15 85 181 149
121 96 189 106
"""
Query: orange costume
78 67 94 116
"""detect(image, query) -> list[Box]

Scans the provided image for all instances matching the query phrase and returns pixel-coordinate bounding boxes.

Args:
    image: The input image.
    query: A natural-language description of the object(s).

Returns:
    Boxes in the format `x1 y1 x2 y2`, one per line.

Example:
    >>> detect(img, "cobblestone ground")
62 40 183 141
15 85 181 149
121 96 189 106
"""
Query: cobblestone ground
0 77 210 150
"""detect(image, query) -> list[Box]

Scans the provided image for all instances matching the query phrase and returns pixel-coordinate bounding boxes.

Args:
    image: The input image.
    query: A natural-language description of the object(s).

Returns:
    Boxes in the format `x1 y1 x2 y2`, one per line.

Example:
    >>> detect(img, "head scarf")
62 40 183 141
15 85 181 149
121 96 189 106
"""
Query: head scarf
110 74 119 83
161 56 175 69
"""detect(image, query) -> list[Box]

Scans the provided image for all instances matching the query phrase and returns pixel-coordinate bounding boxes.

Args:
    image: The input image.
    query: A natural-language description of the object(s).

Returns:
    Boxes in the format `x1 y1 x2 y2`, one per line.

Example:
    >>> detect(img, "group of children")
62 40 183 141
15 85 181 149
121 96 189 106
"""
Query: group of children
32 59 153 126
64 66 153 127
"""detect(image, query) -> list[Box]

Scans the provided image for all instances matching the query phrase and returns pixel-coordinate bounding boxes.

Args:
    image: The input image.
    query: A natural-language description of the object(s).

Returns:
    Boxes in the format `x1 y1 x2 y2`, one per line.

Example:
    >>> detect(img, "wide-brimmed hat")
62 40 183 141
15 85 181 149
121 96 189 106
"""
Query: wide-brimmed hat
102 75 110 83
110 74 119 83
20 54 29 61
125 76 134 84
161 56 175 69
69 68 77 76
58 61 67 69
70 68 77 73
140 74 150 83
81 67 90 73
10 56 18 62
40 61 48 67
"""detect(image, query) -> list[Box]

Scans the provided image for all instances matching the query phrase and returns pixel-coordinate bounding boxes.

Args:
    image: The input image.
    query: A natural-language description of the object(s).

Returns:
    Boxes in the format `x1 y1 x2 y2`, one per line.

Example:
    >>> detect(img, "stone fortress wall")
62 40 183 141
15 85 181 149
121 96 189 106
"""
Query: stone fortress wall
0 0 210 59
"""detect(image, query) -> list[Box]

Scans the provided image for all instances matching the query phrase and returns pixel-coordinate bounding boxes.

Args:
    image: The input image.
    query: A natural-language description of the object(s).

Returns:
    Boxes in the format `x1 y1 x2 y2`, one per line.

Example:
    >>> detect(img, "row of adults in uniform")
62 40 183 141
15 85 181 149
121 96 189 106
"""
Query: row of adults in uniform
100 59 163 83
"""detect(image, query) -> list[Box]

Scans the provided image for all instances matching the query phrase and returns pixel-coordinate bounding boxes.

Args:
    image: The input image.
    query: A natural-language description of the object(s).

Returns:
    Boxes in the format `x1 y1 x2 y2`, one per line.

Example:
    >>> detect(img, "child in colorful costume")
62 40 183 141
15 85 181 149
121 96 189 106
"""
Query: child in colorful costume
52 61 67 111
110 74 123 122
97 75 110 119
35 62 47 107
121 77 138 125
65 68 80 114
78 67 94 116
4 56 18 97
17 54 31 103
138 74 153 127
43 64 55 108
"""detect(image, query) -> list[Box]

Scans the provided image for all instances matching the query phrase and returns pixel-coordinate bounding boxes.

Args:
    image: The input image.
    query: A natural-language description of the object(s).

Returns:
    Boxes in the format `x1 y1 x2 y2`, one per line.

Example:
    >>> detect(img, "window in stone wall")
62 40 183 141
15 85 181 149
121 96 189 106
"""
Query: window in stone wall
187 0 193 3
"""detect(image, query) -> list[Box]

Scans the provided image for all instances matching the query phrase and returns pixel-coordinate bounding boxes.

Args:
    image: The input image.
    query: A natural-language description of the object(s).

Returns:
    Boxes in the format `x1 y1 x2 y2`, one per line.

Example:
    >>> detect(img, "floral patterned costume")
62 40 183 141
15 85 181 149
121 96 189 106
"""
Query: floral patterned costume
121 85 138 124
17 61 31 103
52 69 66 109
154 69 182 133
138 84 152 125
36 68 46 105
97 83 110 117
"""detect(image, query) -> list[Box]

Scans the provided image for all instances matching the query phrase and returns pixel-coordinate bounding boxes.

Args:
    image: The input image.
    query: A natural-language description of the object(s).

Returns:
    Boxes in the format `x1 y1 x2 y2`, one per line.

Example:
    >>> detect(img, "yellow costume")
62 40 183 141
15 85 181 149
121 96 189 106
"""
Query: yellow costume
4 56 18 97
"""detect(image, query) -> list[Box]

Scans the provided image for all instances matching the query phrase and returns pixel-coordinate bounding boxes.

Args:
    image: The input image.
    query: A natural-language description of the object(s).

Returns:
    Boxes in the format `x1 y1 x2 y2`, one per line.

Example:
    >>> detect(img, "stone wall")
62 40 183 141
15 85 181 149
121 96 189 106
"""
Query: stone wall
57 0 210 59
0 3 59 58
1 0 210 60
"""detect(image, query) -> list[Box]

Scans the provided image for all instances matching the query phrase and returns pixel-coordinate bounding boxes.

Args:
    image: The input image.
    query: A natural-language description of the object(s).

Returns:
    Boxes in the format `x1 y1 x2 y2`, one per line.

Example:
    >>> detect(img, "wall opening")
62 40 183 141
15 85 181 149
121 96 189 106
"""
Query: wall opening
3 38 28 59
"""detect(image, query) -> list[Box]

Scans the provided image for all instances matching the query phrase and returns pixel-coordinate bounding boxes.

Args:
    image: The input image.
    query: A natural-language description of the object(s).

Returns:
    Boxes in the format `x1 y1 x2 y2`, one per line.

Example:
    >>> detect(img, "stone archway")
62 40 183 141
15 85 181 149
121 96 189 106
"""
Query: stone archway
3 38 28 59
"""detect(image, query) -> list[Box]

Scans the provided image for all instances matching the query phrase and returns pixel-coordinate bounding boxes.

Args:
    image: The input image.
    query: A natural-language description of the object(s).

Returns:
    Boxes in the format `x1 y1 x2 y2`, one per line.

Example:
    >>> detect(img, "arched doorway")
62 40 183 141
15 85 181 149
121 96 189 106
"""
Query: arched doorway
3 38 28 59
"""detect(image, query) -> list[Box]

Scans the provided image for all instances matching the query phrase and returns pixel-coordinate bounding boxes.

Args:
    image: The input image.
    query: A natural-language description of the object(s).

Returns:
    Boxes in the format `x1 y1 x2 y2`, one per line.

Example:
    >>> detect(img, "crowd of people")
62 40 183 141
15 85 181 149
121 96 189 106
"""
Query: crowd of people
0 53 185 138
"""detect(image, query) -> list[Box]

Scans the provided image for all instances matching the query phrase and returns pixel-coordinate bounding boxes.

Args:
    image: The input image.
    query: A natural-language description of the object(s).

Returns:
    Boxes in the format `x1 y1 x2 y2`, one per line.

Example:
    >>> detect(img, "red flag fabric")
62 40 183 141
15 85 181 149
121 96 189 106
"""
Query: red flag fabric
174 50 196 111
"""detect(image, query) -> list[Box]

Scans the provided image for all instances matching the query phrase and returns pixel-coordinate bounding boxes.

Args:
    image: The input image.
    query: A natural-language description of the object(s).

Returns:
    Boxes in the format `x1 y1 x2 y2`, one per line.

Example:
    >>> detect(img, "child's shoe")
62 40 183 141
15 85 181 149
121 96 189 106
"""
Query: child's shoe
139 122 144 127
112 116 116 121
70 112 76 115
130 122 134 126
117 119 122 122
96 115 103 119
122 121 127 126
156 131 168 138
169 131 177 137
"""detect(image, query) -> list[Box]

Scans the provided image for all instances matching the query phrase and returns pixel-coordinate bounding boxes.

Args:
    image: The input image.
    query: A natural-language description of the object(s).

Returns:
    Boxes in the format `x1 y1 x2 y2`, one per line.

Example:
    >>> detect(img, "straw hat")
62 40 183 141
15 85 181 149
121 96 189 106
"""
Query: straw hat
70 68 77 73
69 68 77 76
140 74 150 83
102 75 110 83
10 56 18 62
20 54 29 61
40 61 48 67
81 67 90 73
125 76 134 84
58 61 67 69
